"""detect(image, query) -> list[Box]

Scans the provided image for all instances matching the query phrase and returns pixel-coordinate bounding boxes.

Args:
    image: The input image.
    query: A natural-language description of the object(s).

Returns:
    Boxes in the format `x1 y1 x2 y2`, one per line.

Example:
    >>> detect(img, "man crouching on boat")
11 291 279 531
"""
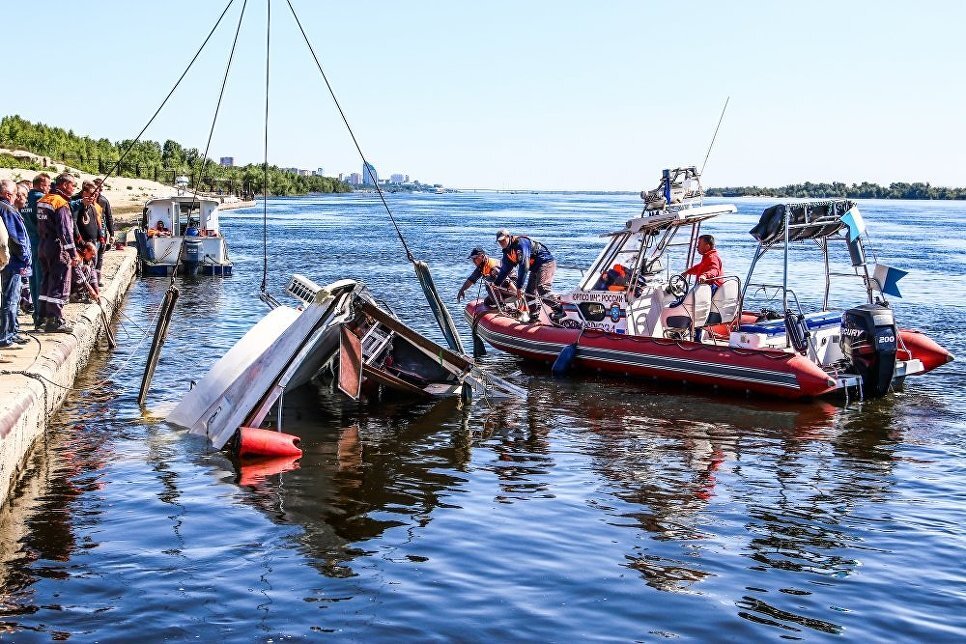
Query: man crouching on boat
456 246 506 306
493 228 559 320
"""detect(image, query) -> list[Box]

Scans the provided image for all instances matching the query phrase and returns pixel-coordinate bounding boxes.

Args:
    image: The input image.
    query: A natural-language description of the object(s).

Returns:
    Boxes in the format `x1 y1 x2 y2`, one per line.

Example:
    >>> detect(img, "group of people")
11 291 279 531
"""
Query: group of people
0 172 115 354
456 228 559 320
455 228 723 323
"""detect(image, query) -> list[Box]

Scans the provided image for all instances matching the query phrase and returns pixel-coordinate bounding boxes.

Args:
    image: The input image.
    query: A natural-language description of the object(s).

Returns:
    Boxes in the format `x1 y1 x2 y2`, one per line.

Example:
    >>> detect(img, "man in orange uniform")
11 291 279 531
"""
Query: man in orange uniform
36 174 80 333
456 247 504 304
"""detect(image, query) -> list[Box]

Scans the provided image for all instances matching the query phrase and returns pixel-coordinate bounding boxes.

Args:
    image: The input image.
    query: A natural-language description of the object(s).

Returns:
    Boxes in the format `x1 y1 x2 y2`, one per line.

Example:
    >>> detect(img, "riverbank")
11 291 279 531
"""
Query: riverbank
1 152 254 223
0 247 138 508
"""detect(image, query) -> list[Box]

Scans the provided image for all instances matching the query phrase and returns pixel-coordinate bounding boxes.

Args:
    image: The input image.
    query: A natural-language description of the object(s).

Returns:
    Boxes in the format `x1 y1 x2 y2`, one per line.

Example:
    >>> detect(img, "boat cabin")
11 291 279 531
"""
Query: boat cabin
135 195 232 276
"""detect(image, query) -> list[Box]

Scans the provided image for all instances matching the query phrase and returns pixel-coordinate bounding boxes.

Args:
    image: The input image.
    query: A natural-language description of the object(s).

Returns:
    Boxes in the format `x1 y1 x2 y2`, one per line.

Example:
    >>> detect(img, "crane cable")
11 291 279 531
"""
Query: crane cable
283 0 415 263
260 0 272 295
172 0 250 287
100 0 238 187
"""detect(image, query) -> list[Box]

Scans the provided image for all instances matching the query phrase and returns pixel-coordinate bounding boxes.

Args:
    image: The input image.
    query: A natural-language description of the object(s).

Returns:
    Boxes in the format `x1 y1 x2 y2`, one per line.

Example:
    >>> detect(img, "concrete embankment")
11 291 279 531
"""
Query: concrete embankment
0 247 138 507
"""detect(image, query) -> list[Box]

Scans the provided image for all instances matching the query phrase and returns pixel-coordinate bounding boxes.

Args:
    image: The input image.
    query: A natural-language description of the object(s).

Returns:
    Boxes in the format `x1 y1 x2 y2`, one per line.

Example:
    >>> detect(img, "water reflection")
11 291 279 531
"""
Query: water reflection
219 388 475 578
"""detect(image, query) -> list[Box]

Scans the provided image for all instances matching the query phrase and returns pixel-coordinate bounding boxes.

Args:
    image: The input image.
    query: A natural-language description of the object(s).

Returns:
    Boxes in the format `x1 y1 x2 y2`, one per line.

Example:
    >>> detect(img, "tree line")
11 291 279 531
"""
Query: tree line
705 181 965 200
0 114 353 196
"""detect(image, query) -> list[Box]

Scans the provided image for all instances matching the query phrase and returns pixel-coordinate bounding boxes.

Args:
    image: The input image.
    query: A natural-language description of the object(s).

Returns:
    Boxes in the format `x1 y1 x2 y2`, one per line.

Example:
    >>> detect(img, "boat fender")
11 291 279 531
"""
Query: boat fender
784 310 809 355
237 426 303 458
552 342 579 376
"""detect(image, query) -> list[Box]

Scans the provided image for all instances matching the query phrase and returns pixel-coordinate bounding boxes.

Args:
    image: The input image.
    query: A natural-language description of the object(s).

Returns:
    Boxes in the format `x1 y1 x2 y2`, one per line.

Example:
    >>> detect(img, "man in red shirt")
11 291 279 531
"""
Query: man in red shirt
683 234 723 290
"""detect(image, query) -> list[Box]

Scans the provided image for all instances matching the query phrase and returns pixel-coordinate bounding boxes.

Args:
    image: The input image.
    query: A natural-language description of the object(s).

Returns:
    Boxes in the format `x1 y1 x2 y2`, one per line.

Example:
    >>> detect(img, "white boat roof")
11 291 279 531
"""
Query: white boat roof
145 194 222 208
609 203 737 236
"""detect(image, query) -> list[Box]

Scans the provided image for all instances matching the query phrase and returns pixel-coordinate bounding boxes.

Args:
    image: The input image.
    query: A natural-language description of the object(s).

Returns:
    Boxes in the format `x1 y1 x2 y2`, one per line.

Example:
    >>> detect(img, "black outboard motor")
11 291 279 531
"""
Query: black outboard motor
840 303 898 397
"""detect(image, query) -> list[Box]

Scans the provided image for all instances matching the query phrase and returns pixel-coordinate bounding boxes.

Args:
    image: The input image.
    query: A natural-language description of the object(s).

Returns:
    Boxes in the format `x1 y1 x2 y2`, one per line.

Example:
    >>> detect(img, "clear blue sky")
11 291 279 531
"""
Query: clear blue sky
5 1 965 190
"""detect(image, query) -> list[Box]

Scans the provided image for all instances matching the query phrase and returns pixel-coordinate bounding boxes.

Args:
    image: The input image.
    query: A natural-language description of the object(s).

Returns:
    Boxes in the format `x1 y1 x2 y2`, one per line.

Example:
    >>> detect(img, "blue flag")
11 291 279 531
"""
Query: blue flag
873 263 907 298
841 206 867 242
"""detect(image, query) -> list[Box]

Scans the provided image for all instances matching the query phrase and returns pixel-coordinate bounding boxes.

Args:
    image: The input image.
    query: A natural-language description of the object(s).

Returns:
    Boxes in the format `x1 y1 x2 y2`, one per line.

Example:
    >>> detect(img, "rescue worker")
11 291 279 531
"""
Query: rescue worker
493 228 558 318
0 180 32 347
681 234 724 292
36 173 80 333
456 246 506 306
21 173 51 328
593 264 630 291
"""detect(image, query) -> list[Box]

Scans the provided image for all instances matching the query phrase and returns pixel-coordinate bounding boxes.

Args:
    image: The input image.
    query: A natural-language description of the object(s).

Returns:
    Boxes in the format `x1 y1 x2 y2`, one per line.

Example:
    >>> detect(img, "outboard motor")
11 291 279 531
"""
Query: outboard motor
184 239 204 266
840 303 898 397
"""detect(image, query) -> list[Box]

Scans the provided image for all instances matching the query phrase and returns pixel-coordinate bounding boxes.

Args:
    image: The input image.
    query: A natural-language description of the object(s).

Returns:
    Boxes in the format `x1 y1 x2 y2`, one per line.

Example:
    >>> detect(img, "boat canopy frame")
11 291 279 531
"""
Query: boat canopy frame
742 199 879 313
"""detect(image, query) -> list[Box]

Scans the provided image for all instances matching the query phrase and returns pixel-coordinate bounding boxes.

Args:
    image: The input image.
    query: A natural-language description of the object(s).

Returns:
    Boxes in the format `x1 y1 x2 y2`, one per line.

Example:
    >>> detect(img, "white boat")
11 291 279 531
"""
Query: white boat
168 275 524 450
134 194 233 276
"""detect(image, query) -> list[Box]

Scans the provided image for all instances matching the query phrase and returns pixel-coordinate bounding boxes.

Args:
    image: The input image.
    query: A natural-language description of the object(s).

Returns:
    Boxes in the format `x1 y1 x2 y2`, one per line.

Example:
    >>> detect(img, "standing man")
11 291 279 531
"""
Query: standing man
74 181 104 285
493 228 558 319
93 178 114 286
0 179 32 346
36 173 79 333
21 172 50 329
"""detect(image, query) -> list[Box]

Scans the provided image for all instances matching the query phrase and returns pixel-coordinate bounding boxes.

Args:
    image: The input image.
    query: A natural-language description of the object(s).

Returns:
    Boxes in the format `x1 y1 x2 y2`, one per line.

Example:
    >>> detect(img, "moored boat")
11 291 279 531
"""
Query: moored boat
467 168 954 400
134 194 232 276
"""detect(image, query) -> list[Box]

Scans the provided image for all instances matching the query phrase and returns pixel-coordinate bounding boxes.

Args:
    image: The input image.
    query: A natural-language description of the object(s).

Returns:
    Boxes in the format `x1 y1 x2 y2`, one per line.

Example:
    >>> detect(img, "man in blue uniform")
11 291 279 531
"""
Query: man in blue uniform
20 172 50 328
36 173 79 333
493 228 558 319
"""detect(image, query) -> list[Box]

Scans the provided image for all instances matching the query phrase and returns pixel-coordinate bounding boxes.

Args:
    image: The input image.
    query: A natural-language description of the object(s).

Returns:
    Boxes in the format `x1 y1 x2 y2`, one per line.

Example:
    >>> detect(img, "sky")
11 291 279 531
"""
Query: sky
4 1 965 191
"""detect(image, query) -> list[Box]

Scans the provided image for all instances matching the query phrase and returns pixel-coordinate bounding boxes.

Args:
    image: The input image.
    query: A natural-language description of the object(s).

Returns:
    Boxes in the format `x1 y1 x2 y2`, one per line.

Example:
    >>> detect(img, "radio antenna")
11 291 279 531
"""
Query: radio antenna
700 96 730 176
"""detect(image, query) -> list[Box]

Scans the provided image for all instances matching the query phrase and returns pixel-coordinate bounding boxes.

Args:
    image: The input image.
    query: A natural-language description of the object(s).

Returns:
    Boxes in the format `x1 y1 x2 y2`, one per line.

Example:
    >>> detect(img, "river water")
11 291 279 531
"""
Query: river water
1 193 963 641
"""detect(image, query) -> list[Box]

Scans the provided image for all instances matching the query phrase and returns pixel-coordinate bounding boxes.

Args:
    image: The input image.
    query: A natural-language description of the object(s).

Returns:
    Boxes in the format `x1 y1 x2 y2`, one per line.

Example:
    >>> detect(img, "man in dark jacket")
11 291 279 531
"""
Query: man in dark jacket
20 172 50 327
493 228 558 318
0 180 32 346
36 173 79 333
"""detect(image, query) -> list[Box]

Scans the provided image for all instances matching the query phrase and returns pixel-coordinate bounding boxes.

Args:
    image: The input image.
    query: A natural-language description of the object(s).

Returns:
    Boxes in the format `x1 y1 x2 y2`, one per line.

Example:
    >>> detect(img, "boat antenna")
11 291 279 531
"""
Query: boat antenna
700 96 730 177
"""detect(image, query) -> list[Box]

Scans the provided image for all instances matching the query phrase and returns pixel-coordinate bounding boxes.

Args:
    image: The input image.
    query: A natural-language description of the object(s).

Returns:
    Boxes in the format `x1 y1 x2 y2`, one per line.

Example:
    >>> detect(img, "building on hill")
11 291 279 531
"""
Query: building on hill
219 156 234 167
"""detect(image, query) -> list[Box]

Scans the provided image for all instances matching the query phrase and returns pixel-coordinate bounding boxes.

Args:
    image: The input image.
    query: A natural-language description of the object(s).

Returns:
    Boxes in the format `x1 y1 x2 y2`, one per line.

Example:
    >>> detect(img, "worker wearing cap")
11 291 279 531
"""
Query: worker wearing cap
456 246 503 304
493 228 557 317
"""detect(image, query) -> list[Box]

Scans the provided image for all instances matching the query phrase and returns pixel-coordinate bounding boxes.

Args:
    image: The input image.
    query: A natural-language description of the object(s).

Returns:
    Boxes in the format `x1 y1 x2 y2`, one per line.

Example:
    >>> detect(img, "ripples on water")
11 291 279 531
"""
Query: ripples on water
0 193 964 641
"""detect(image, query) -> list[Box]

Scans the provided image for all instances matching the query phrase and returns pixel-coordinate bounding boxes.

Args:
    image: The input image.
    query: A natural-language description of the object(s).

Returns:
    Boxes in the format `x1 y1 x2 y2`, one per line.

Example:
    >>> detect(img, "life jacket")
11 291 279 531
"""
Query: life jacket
606 264 629 291
481 257 501 280
505 236 545 267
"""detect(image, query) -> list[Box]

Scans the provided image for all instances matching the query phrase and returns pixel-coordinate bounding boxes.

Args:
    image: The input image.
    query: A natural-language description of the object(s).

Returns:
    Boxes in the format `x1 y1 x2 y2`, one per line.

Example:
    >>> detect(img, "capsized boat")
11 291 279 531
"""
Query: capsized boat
168 274 523 451
134 194 232 276
467 168 953 400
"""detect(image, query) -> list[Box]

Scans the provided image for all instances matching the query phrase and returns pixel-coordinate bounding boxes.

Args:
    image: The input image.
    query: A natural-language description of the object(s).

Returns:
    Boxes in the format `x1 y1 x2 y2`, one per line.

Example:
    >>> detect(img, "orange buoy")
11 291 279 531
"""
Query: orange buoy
237 426 303 457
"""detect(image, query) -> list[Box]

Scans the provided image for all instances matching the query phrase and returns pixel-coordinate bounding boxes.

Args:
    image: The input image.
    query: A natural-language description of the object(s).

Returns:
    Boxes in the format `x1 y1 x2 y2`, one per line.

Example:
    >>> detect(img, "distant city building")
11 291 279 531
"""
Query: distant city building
362 162 379 186
338 173 345 182
390 173 407 184
283 167 299 174
299 169 312 176
219 156 234 167
317 167 325 176
349 172 362 185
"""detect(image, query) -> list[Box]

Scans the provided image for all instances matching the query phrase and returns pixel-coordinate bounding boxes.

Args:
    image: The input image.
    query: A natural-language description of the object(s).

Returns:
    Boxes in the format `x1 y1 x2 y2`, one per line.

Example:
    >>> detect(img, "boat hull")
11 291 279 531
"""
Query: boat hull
467 302 843 400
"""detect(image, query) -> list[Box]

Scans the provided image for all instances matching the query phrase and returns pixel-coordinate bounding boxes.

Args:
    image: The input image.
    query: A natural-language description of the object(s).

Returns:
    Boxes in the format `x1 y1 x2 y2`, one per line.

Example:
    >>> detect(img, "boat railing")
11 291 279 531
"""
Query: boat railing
744 282 807 318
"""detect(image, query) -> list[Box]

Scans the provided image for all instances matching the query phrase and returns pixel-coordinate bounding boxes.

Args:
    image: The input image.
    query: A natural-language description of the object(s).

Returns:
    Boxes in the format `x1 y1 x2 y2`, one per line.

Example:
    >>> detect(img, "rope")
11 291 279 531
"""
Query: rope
173 0 250 286
99 0 237 186
259 0 272 294
283 0 415 263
